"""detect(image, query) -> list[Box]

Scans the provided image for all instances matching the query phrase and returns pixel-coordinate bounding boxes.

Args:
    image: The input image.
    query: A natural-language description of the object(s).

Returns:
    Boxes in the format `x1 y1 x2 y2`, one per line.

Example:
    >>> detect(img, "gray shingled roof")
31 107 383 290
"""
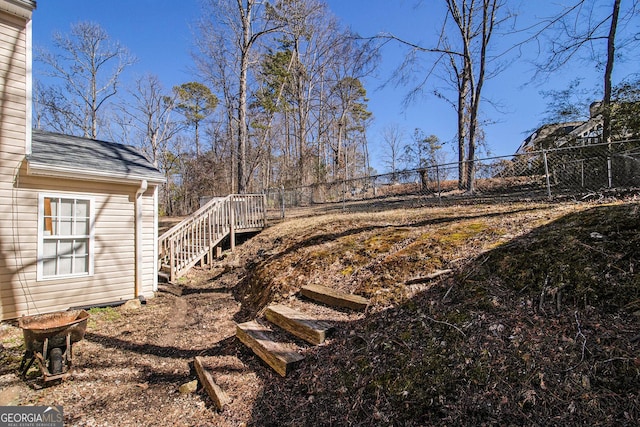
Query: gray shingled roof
28 130 165 184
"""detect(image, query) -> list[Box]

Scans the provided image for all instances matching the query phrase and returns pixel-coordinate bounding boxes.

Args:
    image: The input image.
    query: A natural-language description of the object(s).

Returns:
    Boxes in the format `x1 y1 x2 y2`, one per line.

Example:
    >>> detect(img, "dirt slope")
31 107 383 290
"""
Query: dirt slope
1 198 638 426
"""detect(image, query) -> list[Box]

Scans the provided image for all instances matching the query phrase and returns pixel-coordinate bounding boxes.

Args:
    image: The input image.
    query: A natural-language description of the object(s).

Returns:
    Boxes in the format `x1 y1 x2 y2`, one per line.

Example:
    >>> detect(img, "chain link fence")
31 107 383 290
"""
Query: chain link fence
265 140 640 218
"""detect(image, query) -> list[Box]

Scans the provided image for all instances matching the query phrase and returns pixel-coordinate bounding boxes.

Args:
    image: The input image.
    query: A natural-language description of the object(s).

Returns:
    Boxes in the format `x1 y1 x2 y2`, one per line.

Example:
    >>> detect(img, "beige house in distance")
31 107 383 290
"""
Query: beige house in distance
1 0 165 320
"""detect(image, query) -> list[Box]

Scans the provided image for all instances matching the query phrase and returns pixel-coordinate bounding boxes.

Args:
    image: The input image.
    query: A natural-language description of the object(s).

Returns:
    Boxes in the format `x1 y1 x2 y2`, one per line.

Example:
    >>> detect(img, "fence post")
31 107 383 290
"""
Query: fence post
342 178 346 211
436 164 441 200
280 185 285 219
543 150 552 199
170 238 176 283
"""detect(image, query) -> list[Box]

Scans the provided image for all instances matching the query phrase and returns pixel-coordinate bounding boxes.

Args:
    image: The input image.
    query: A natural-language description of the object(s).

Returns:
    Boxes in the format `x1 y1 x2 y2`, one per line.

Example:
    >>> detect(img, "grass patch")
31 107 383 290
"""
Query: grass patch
87 306 121 326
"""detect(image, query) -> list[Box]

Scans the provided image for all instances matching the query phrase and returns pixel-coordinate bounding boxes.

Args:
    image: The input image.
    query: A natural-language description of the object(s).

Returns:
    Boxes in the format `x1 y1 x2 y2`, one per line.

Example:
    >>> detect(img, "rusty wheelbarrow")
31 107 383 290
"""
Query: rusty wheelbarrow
18 310 90 382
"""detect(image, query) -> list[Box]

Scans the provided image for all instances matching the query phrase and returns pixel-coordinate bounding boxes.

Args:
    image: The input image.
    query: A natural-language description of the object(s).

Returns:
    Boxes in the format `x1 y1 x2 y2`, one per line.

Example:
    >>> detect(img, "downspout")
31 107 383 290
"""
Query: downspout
152 185 159 292
135 180 148 298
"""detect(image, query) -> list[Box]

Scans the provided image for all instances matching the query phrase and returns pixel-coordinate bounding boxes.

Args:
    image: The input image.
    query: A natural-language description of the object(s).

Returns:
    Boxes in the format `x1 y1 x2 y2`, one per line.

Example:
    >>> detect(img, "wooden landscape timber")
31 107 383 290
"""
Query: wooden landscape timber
194 356 230 410
300 284 369 311
236 320 305 377
265 305 334 345
405 269 453 285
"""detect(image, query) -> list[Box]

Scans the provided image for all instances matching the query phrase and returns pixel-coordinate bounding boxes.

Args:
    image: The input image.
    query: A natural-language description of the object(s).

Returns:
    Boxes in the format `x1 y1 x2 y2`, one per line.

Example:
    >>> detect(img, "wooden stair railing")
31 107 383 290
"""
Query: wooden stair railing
158 194 266 282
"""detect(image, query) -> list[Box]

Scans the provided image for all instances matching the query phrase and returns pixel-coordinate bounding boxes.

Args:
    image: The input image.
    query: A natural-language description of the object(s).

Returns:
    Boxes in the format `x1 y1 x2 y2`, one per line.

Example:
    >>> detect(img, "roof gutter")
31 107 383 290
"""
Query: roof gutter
0 0 36 19
26 161 166 185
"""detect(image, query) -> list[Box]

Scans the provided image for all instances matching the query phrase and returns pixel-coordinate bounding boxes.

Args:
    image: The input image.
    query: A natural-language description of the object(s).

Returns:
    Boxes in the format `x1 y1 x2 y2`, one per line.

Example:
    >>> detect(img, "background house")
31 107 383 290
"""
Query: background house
516 102 605 154
0 0 164 320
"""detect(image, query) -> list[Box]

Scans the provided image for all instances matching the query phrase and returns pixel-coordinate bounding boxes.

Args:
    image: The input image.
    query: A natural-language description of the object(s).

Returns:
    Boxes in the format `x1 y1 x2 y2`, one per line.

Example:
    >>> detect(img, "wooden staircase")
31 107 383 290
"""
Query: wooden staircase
236 285 369 377
158 194 266 282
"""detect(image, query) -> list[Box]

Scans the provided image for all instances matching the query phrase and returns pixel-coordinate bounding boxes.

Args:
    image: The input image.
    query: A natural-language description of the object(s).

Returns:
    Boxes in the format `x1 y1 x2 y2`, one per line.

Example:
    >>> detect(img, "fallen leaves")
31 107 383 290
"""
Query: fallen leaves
1 198 639 426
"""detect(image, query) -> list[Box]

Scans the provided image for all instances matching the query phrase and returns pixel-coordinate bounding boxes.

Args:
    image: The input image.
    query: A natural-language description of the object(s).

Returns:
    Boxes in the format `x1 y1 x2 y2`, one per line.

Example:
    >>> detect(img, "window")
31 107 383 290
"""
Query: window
38 194 94 280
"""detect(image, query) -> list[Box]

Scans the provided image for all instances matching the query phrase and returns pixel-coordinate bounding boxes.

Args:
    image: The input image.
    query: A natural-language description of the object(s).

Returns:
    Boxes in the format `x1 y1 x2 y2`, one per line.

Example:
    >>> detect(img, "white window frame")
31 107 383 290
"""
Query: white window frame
37 193 95 281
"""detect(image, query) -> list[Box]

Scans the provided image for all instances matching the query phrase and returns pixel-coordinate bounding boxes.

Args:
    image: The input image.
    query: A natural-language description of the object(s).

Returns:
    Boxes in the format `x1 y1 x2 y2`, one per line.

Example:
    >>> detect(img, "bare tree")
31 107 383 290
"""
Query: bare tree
36 21 136 139
193 27 239 191
33 80 76 135
381 123 406 181
195 0 283 193
118 74 181 167
539 78 592 124
262 0 330 186
447 0 502 192
535 0 639 144
195 0 376 193
372 0 507 192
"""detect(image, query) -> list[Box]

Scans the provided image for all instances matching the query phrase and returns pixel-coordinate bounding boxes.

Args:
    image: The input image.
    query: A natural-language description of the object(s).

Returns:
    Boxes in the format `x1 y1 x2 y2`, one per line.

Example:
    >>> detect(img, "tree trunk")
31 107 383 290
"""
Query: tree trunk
195 120 200 157
237 1 251 194
602 0 621 144
457 76 468 190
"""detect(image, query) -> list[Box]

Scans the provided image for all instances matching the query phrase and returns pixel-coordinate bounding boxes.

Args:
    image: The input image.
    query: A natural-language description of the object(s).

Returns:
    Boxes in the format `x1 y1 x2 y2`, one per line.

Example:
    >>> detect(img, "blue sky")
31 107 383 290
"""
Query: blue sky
31 1 638 171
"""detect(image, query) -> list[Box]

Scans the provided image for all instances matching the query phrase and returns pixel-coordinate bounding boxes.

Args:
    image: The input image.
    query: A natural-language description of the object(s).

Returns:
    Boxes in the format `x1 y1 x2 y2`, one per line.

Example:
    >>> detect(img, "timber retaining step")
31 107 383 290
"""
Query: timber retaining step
236 320 305 377
194 356 230 410
300 284 369 311
265 304 334 345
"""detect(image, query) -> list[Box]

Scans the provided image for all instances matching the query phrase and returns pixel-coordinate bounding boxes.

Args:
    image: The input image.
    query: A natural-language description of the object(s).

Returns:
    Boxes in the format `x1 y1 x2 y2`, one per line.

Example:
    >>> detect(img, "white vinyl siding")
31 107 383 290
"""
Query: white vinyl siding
0 8 30 320
2 174 159 320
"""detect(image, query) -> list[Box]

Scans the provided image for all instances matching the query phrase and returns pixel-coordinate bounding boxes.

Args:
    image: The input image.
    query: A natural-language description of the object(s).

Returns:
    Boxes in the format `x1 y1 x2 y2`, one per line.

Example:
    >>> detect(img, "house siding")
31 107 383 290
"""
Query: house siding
1 172 162 319
0 7 30 320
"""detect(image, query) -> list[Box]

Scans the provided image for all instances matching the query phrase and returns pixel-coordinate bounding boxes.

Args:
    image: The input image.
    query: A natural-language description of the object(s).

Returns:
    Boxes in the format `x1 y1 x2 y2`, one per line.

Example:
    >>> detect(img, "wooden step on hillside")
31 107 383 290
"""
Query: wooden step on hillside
300 284 369 311
236 320 304 377
265 304 333 345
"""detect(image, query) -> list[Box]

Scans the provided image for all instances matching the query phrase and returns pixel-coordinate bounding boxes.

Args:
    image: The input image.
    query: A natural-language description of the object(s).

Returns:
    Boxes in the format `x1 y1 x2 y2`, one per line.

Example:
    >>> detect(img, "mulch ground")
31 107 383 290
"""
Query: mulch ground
1 197 638 426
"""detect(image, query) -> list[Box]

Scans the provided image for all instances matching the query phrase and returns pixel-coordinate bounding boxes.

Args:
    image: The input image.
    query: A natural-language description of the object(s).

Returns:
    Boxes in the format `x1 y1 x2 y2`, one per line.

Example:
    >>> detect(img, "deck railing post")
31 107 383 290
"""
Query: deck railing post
229 196 236 252
208 211 213 264
262 193 267 227
170 238 176 283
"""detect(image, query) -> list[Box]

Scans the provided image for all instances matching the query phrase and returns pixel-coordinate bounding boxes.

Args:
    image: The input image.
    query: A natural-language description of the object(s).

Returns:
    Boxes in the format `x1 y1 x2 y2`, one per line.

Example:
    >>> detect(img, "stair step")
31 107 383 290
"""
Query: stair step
236 320 305 377
265 305 333 345
157 270 170 283
300 284 369 311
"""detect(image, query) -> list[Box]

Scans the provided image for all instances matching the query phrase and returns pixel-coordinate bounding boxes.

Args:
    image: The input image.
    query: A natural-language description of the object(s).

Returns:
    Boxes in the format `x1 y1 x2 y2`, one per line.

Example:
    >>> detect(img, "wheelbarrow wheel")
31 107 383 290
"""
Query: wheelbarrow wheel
49 347 63 375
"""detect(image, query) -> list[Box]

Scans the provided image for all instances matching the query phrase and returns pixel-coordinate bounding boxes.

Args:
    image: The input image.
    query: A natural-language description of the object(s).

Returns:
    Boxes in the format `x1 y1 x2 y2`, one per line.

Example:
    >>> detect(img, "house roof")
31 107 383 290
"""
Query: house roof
27 130 165 185
516 122 584 154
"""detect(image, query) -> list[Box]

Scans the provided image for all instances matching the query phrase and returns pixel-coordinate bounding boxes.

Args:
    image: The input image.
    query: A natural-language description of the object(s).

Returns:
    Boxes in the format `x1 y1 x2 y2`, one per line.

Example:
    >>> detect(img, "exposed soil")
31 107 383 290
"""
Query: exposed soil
1 196 639 426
